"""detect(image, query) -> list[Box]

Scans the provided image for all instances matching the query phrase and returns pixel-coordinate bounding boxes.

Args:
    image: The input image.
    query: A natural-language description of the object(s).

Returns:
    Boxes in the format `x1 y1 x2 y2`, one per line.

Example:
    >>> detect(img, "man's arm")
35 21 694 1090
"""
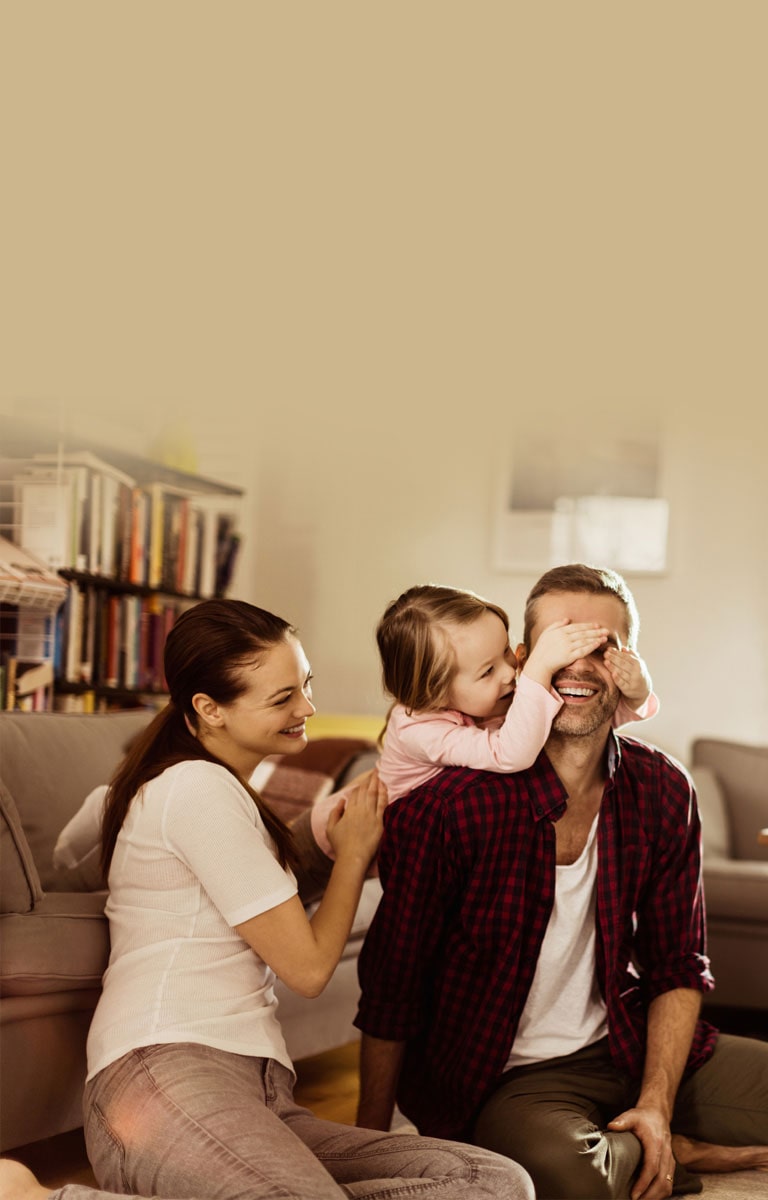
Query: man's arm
357 1033 406 1130
608 987 702 1200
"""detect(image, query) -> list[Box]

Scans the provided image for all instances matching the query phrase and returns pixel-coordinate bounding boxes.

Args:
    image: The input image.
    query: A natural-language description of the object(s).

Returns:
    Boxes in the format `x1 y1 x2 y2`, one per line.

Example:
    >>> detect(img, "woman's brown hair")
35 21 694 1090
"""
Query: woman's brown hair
376 584 510 725
100 599 299 879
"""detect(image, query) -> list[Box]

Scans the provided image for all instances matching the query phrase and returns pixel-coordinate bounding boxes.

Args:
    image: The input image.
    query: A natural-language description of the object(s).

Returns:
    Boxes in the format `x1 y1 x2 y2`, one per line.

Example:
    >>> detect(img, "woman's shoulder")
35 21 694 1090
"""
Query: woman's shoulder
150 758 251 807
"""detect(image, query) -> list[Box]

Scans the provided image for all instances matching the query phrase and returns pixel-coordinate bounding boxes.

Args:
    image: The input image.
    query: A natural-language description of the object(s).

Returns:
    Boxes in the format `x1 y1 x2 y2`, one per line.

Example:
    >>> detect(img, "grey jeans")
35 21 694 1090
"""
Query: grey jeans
473 1033 768 1200
75 1042 534 1200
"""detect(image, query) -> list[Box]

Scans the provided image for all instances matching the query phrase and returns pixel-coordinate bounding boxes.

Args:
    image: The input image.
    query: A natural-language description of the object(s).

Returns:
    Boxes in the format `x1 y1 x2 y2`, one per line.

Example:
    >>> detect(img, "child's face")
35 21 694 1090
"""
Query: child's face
445 611 518 720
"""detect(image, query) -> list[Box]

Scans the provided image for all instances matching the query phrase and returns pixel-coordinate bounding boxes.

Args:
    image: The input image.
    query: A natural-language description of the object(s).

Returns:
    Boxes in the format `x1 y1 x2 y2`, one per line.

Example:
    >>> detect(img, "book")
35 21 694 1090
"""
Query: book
104 593 122 688
188 495 240 599
121 593 141 689
29 452 135 576
15 476 72 570
129 488 149 585
15 607 56 661
14 658 54 710
64 584 84 683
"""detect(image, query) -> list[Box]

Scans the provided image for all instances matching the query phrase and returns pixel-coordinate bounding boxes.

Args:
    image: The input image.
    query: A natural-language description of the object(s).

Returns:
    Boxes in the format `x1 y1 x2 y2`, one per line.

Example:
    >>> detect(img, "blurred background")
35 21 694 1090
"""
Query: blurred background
2 2 766 760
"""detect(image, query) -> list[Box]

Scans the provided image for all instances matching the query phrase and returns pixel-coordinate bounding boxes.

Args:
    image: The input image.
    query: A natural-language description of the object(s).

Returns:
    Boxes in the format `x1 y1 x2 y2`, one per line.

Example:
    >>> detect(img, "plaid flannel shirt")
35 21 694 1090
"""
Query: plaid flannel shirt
355 733 717 1140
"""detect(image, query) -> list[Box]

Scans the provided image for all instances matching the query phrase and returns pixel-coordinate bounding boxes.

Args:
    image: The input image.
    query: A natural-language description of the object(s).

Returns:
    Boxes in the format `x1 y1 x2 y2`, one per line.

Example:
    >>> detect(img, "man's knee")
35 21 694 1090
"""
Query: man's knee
474 1108 641 1200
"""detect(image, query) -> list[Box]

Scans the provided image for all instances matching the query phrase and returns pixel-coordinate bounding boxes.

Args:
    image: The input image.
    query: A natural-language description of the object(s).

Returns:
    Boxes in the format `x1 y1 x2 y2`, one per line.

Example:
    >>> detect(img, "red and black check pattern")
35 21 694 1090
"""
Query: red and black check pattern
356 734 718 1139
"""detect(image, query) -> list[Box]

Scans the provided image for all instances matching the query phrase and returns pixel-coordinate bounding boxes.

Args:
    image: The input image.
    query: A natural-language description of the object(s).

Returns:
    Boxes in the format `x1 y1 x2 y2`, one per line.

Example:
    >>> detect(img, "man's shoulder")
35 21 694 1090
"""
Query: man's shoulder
387 764 526 826
616 734 692 789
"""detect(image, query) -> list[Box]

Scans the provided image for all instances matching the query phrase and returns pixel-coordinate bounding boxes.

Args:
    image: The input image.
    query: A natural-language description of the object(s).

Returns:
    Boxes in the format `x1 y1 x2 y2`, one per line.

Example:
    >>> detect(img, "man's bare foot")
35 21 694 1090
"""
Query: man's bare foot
672 1135 768 1173
0 1159 53 1200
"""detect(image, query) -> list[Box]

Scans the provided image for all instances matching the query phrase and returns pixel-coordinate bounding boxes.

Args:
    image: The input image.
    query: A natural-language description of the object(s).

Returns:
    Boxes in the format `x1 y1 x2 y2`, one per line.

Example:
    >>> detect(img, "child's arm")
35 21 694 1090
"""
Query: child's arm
605 646 660 724
393 675 561 775
385 622 606 780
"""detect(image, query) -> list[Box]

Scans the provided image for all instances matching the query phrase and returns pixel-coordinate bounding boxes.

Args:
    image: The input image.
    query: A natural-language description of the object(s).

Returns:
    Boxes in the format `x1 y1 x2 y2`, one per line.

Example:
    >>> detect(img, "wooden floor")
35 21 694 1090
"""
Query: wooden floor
8 1042 362 1191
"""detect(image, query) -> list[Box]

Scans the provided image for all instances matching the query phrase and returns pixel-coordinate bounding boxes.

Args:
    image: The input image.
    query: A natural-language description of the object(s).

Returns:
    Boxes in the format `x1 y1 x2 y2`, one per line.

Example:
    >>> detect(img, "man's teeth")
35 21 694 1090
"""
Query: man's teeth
558 687 594 697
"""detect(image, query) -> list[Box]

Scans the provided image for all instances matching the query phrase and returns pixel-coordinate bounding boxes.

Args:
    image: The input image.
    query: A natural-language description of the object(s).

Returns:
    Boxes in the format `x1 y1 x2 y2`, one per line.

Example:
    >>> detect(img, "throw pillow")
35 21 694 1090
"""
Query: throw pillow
690 765 731 859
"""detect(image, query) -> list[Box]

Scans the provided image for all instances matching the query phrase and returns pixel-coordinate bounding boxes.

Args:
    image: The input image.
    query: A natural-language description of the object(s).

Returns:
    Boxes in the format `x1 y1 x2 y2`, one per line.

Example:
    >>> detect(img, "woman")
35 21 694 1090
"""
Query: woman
20 599 532 1200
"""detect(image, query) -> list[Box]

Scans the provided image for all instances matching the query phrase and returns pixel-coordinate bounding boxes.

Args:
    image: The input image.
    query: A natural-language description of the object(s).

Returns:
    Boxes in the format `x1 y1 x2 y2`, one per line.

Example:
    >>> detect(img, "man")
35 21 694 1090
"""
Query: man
355 564 768 1200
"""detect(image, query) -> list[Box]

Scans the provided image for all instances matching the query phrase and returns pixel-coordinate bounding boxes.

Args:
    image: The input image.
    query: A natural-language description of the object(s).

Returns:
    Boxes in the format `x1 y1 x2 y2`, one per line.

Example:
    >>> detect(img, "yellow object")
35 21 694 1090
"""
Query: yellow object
307 713 384 742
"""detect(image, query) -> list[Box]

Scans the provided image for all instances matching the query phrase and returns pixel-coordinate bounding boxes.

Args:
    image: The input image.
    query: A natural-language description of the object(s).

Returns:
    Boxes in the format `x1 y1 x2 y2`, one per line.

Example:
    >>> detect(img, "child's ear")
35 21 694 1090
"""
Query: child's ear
515 643 527 669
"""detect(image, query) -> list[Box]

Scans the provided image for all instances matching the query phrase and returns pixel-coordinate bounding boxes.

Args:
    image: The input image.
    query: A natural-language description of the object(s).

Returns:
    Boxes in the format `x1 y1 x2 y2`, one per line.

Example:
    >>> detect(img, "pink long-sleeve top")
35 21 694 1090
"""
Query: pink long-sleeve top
309 676 659 856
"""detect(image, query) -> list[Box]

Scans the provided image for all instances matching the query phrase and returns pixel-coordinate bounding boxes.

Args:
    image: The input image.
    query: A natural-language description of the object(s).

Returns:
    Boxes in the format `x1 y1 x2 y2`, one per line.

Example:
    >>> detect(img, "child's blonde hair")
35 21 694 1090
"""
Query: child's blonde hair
376 584 510 716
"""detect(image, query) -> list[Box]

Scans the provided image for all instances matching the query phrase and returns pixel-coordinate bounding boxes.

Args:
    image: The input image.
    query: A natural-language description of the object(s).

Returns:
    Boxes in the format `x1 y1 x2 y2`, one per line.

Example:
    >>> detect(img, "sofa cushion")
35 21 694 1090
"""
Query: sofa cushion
262 766 335 824
261 737 379 822
691 765 731 860
0 781 44 914
0 710 153 889
0 891 108 997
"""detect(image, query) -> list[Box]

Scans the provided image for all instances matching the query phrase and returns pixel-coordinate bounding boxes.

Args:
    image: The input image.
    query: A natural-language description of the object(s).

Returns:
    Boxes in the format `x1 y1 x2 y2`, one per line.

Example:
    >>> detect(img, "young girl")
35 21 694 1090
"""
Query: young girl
75 598 533 1200
376 583 658 799
311 584 657 855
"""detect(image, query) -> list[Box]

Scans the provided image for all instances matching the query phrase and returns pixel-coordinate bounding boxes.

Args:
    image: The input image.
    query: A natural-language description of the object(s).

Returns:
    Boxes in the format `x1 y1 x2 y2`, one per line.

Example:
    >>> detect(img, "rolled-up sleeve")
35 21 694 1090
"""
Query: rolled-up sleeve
634 763 714 999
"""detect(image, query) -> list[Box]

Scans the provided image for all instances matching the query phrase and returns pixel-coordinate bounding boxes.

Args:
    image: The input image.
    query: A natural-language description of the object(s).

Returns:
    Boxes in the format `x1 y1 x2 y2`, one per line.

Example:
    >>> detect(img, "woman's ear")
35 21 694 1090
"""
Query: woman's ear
191 692 224 727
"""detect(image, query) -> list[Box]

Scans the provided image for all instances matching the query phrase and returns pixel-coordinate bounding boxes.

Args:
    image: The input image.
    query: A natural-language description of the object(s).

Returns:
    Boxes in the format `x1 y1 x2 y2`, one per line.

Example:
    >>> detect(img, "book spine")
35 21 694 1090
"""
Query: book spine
87 471 102 574
129 489 148 585
175 497 189 593
65 586 84 683
105 593 121 689
147 484 164 590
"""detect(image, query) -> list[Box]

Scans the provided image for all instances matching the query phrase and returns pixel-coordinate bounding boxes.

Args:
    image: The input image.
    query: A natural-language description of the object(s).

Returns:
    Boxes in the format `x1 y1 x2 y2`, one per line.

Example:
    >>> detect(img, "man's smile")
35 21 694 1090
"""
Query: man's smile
554 676 601 702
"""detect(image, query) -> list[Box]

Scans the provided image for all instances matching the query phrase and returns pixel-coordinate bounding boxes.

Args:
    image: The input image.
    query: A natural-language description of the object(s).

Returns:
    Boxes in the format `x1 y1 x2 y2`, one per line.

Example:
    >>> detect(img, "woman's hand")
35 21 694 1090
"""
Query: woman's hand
236 769 388 999
326 769 388 869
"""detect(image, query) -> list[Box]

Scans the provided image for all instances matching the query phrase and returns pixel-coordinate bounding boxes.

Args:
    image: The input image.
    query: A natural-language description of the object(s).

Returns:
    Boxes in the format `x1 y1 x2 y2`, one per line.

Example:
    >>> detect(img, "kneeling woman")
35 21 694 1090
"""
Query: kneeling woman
80 599 532 1200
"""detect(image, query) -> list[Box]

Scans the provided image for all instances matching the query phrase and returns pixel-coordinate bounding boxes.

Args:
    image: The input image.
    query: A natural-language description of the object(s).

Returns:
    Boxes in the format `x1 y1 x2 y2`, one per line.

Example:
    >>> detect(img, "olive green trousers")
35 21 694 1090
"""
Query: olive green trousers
473 1033 768 1200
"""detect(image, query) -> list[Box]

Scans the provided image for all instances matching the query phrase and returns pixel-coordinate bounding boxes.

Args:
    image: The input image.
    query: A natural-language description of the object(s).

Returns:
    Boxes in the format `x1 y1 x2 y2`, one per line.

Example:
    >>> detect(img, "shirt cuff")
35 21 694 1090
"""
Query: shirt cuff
355 994 425 1042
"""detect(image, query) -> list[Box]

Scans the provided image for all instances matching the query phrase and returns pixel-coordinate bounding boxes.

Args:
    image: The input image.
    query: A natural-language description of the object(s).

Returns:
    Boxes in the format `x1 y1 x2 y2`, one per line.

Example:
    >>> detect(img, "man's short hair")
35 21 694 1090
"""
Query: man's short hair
523 564 640 650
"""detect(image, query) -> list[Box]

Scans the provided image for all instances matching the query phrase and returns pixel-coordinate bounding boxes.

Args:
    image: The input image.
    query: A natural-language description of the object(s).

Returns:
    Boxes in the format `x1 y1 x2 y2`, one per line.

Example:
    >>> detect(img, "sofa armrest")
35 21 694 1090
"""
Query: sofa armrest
691 738 768 863
703 858 768 923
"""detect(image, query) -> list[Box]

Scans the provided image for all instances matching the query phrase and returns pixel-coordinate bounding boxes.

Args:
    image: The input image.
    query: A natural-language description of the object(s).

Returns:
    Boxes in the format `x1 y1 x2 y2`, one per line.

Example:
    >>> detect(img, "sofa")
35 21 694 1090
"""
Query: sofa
0 710 380 1152
688 737 768 1012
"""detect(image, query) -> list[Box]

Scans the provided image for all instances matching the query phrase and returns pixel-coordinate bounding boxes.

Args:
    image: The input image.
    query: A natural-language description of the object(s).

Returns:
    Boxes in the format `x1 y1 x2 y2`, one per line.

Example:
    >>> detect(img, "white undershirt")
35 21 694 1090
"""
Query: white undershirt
505 814 607 1070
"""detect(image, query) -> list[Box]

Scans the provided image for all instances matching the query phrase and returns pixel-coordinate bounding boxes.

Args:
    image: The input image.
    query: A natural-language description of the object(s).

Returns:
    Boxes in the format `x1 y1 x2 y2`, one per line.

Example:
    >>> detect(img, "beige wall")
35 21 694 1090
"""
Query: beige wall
2 4 766 762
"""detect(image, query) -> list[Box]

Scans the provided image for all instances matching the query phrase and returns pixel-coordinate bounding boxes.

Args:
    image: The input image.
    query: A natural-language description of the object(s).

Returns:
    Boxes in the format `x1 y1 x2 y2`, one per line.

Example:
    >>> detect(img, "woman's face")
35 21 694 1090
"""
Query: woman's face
205 634 316 771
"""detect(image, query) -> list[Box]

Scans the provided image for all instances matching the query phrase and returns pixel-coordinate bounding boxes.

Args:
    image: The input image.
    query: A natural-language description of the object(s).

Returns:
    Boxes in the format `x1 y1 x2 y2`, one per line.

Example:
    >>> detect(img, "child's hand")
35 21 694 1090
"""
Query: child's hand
522 619 609 689
604 647 652 709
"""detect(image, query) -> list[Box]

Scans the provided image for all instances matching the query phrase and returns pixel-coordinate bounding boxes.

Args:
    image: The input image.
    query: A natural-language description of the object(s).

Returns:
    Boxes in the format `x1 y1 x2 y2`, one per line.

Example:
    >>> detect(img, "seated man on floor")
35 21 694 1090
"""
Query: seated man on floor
355 563 768 1200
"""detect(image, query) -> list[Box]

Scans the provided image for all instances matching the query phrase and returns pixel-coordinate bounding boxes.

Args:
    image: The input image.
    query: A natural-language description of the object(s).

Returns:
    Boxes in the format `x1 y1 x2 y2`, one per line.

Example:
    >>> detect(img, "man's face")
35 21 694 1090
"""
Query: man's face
520 590 630 738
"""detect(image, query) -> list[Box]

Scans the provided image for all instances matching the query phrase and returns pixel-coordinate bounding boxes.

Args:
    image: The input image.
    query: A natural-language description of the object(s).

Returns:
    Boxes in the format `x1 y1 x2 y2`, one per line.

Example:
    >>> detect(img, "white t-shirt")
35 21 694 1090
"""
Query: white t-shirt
86 758 297 1081
505 814 607 1069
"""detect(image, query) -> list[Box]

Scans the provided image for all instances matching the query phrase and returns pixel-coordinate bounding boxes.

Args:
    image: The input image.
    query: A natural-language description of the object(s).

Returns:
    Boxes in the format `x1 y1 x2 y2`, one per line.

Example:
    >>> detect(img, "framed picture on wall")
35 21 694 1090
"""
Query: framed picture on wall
492 432 668 575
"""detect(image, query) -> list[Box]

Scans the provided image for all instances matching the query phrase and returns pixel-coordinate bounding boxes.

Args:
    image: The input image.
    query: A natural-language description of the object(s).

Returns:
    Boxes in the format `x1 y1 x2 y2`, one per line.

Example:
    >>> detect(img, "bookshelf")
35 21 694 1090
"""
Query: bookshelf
0 424 244 712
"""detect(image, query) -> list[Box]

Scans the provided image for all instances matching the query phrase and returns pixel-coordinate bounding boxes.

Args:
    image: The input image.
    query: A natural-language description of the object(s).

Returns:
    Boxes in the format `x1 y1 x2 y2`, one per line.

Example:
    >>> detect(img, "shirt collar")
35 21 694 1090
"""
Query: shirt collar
531 730 622 821
606 729 622 782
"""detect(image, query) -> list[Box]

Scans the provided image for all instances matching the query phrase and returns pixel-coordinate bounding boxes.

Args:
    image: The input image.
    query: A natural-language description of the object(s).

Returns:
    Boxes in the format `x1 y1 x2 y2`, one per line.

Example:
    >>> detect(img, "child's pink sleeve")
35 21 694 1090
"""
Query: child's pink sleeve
613 690 660 726
395 675 561 775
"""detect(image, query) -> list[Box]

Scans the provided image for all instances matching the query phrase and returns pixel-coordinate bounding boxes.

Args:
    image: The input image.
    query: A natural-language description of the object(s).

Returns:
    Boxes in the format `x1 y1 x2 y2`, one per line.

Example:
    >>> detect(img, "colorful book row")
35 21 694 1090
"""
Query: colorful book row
10 451 240 598
57 586 195 693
